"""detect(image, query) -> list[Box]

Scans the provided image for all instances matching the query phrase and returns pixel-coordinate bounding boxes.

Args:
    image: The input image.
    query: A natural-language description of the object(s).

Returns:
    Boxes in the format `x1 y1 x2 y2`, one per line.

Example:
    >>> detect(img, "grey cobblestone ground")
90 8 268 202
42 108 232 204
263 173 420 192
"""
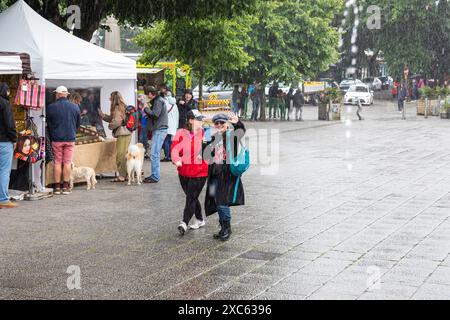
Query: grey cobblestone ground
1 100 449 300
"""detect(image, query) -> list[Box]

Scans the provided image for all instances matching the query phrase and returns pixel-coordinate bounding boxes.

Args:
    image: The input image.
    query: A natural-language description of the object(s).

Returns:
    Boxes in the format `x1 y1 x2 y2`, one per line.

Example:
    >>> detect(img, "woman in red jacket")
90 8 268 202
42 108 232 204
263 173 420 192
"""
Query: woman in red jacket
171 109 209 235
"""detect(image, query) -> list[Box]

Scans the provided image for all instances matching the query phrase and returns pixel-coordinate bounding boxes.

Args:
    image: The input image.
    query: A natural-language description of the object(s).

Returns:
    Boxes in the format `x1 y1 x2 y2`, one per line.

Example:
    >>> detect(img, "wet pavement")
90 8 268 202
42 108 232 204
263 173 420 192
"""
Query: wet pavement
1 100 449 300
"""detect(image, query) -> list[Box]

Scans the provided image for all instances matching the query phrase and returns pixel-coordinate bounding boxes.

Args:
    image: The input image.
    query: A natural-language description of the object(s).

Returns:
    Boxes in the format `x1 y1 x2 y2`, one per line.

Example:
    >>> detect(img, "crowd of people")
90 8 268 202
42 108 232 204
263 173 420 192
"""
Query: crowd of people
0 82 247 241
232 83 306 122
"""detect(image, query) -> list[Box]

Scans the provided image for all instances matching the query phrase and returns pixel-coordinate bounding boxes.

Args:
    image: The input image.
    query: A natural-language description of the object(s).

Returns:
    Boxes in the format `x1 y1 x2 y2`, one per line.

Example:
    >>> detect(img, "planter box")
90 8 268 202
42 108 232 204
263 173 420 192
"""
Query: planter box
318 102 328 120
440 112 450 119
331 103 341 121
417 99 438 116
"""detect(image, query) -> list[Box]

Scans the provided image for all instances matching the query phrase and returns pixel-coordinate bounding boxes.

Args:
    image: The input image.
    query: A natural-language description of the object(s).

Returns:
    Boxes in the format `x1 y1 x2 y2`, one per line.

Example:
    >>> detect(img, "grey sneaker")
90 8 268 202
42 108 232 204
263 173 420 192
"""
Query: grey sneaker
178 222 187 235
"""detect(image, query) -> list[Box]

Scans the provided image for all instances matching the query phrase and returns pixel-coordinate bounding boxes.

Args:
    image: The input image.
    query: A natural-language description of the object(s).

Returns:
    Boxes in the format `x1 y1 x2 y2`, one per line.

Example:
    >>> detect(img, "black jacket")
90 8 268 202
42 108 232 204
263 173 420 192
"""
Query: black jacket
177 99 198 129
0 96 17 143
293 91 305 107
204 120 246 216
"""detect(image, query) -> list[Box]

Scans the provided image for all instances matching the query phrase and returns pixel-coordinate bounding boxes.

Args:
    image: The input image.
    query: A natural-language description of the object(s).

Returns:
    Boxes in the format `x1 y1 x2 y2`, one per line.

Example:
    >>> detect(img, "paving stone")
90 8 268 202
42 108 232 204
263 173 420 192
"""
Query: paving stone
3 103 450 299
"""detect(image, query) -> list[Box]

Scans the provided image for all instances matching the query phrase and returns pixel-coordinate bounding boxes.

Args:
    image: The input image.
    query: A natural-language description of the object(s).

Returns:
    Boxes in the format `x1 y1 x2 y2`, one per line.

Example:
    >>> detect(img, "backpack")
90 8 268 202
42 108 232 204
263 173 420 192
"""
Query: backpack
124 105 139 132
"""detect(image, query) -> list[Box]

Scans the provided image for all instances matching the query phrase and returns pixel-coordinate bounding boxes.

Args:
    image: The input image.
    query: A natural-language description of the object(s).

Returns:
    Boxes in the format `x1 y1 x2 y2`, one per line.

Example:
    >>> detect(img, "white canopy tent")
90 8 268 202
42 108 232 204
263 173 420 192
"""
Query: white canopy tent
0 0 137 137
0 55 22 75
0 0 137 191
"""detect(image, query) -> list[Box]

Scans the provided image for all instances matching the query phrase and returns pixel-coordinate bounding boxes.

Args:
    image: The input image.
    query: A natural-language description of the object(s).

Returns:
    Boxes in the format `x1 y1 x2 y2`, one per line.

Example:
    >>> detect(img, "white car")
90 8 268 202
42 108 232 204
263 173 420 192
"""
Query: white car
362 77 382 91
344 85 374 105
339 79 363 92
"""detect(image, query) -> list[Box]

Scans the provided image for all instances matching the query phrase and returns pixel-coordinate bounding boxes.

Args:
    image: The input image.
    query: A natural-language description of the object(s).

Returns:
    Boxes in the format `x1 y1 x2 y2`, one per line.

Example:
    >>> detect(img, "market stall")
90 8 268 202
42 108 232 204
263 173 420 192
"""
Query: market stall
0 0 136 187
137 61 191 98
0 52 42 198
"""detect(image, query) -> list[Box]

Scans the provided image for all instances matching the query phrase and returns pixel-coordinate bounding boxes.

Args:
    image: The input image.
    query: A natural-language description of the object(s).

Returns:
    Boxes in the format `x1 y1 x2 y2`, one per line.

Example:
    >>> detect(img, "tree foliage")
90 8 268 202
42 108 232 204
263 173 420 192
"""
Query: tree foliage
135 16 254 98
214 0 343 86
340 0 450 81
2 0 256 41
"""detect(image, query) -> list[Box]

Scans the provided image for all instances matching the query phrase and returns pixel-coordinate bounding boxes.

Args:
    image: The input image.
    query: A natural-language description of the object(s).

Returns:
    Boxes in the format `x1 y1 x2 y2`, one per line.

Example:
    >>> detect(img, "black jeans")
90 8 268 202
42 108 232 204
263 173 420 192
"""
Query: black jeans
179 175 207 225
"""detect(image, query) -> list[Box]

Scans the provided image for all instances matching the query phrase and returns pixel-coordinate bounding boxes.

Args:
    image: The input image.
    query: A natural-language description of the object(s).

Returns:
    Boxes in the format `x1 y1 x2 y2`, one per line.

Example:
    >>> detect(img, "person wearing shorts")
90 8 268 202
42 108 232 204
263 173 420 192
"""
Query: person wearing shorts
46 86 81 195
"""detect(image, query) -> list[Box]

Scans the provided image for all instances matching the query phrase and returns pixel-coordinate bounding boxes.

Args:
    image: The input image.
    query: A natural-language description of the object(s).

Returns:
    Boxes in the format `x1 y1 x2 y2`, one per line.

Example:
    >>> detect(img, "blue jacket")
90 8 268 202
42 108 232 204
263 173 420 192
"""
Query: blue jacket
47 97 81 142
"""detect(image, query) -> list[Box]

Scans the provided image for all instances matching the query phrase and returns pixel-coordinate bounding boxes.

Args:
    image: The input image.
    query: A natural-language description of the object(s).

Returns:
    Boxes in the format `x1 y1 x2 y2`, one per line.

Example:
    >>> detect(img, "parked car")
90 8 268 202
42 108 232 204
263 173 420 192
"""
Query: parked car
193 83 233 100
344 84 374 105
206 83 233 100
362 77 382 91
339 79 363 93
193 85 209 99
378 76 393 90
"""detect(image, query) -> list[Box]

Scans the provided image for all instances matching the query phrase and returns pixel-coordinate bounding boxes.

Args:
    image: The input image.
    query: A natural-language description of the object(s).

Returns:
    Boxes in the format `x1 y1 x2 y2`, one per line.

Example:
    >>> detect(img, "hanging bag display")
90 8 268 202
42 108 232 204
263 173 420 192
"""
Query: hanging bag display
14 118 43 163
14 79 46 110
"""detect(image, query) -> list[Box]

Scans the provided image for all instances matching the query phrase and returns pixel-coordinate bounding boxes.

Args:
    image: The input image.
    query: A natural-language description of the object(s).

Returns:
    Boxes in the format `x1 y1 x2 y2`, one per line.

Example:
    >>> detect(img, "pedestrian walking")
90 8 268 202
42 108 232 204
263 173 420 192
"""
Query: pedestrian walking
240 85 249 118
268 83 278 119
143 86 168 183
232 85 241 115
162 90 179 162
0 83 18 209
47 86 81 194
398 83 407 112
250 84 260 121
99 91 132 183
356 99 364 120
203 113 246 241
278 89 286 120
178 89 198 130
293 89 305 121
171 110 209 235
286 87 294 121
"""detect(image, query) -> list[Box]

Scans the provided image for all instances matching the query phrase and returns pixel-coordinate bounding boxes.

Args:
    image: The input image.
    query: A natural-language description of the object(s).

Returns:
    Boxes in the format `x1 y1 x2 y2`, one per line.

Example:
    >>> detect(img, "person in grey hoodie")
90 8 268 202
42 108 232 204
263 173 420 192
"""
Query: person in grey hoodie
143 85 168 183
162 90 179 162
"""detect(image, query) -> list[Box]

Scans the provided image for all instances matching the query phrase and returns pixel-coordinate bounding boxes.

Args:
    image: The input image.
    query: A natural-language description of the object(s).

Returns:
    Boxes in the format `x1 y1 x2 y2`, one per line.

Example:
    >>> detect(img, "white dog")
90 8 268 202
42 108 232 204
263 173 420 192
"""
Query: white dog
126 143 145 185
70 163 97 190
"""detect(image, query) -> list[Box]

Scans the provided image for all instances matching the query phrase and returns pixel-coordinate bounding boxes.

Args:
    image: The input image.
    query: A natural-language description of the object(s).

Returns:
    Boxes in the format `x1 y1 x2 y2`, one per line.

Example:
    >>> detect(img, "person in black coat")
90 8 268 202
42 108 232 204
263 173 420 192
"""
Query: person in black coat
203 113 246 241
177 89 198 129
0 83 18 208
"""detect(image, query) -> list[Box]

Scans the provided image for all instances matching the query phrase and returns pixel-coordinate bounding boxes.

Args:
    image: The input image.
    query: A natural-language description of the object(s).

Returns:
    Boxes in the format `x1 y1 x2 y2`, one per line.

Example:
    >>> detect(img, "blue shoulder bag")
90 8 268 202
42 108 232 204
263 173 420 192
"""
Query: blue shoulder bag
226 129 250 203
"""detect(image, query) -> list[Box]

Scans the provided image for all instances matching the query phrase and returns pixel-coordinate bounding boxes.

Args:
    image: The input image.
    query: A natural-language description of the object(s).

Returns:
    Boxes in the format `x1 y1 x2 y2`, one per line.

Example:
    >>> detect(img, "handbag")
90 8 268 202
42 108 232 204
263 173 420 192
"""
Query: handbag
226 129 250 204
14 118 42 163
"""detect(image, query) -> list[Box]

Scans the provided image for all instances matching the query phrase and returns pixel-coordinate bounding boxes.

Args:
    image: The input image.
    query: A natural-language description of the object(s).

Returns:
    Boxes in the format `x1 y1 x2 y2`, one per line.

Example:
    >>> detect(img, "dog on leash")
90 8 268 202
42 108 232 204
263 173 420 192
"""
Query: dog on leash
70 163 97 190
126 143 145 185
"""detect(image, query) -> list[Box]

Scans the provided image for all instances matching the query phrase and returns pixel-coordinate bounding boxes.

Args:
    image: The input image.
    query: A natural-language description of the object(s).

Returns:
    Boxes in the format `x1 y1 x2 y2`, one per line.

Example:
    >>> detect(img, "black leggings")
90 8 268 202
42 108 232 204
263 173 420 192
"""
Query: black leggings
179 175 207 225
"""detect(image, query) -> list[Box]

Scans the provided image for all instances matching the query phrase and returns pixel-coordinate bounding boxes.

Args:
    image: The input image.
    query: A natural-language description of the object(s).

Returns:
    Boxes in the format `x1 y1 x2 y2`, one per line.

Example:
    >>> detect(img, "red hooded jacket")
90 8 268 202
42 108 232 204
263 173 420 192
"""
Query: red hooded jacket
171 128 209 178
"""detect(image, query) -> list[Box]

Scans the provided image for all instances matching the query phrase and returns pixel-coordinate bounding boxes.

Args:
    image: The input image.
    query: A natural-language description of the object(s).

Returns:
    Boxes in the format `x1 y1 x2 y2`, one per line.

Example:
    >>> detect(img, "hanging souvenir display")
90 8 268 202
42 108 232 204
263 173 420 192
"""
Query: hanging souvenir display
14 79 45 110
14 118 44 163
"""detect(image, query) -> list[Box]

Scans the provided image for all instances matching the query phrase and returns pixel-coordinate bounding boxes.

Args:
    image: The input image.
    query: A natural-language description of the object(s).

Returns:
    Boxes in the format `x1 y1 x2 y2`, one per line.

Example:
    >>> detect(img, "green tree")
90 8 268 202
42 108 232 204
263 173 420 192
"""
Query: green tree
216 0 343 120
3 0 256 41
340 0 450 81
135 16 255 99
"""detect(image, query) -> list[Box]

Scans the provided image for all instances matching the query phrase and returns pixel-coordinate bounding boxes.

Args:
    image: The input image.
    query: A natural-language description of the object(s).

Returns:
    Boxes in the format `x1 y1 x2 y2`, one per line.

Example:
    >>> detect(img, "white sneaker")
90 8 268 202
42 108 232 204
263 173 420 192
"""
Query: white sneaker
178 222 187 235
190 218 206 230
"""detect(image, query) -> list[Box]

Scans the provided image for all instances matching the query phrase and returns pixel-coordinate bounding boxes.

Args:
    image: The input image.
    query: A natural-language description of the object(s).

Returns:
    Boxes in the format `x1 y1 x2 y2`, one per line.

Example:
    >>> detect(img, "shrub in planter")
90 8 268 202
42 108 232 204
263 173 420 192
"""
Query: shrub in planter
442 101 450 118
419 86 438 100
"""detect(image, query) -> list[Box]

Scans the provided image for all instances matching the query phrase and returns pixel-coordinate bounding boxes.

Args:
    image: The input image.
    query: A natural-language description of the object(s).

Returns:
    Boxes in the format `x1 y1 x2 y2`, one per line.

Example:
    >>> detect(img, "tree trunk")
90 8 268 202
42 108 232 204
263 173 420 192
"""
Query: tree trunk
258 87 266 121
199 75 204 101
